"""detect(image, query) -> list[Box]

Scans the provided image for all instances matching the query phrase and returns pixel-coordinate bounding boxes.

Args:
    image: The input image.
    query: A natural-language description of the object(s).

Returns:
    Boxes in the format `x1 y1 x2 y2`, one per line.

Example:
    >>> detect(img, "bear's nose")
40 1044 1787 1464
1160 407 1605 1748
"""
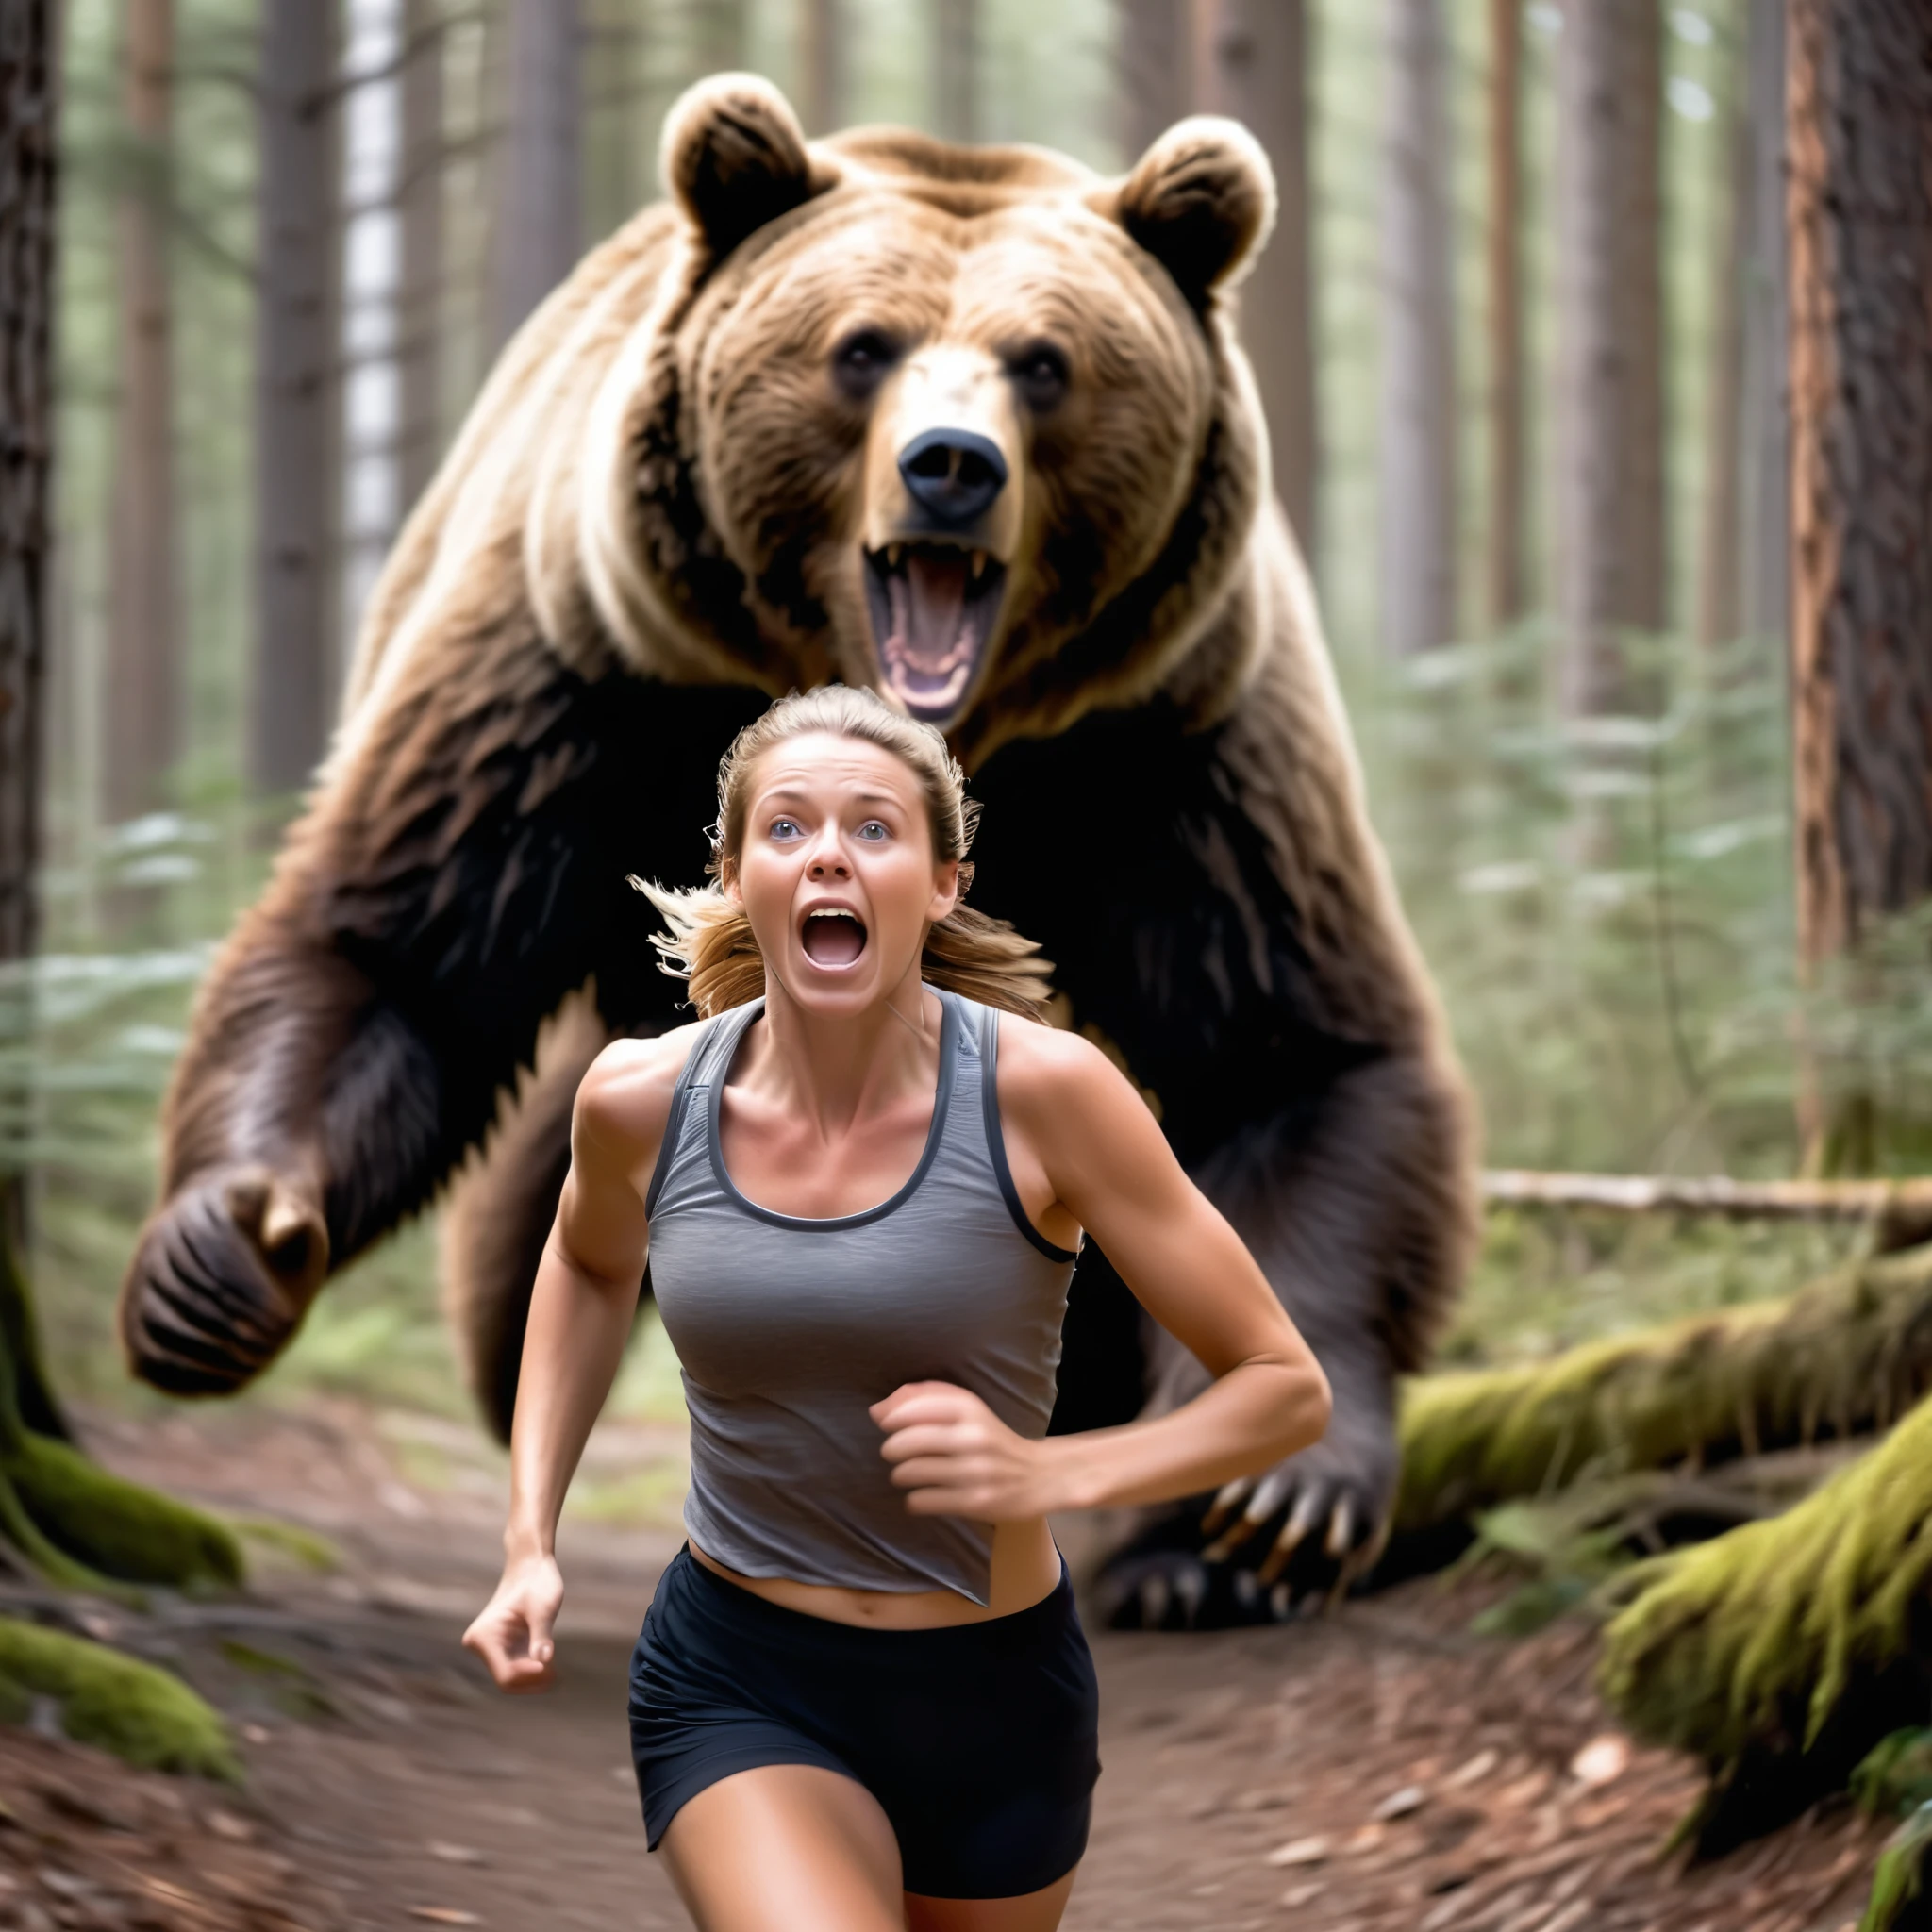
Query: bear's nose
897 428 1008 527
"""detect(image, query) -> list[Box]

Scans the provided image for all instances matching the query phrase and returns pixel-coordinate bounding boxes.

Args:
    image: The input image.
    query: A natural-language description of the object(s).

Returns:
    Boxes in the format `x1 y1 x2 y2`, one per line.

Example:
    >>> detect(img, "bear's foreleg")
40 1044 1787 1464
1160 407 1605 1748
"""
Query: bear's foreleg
1095 1048 1470 1627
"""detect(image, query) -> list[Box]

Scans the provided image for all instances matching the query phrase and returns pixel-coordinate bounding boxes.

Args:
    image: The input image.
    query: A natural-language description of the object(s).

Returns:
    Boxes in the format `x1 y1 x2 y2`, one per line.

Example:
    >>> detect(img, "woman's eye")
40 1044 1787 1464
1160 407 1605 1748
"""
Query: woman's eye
770 817 802 840
857 821 889 841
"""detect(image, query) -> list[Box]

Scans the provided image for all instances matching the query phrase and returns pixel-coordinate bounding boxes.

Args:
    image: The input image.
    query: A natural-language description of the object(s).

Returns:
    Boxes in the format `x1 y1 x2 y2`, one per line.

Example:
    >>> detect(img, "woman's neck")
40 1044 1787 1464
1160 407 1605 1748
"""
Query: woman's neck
747 964 941 1134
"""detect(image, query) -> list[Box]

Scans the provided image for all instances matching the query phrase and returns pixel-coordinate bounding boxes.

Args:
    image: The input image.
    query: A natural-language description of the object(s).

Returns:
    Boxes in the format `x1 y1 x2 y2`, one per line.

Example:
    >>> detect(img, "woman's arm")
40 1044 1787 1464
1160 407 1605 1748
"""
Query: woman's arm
874 1025 1332 1521
460 1030 691 1690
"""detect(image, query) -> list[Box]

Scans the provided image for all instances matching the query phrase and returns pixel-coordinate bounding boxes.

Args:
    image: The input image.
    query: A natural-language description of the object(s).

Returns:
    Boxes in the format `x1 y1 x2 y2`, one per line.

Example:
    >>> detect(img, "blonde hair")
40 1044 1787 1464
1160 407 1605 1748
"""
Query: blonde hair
633 688 1055 1020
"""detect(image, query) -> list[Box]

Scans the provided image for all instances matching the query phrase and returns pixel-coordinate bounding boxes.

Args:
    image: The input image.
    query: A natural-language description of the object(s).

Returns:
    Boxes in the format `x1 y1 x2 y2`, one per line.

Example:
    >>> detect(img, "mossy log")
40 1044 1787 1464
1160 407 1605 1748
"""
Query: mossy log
0 1615 239 1780
0 1227 241 1592
1599 1392 1932 1851
1393 1241 1932 1541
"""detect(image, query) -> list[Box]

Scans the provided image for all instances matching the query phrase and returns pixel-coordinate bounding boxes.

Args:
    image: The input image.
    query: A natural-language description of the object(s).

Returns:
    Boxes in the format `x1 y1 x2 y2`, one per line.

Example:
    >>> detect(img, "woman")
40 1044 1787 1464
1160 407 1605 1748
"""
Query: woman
462 687 1332 1932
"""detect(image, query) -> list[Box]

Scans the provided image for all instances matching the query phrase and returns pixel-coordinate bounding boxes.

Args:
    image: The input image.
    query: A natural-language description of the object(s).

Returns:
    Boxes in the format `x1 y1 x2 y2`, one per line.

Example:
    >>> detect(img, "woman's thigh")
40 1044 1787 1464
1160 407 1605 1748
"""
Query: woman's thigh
905 1870 1079 1932
658 1762 907 1932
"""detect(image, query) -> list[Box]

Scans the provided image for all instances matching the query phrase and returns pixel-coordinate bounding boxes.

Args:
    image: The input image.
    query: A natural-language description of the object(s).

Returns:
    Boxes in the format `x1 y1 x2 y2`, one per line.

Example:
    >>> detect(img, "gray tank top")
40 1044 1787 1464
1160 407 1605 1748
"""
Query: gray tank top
643 988 1079 1605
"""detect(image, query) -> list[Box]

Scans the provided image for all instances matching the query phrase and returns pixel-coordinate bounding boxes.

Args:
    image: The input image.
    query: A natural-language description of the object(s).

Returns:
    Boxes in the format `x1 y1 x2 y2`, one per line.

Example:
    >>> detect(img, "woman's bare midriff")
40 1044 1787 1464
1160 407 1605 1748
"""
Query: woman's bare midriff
687 1516 1063 1628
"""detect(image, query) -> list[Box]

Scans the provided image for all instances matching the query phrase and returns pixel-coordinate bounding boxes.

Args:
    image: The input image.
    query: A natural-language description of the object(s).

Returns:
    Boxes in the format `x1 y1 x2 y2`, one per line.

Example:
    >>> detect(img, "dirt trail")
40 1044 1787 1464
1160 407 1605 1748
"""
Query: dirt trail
0 1400 1893 1932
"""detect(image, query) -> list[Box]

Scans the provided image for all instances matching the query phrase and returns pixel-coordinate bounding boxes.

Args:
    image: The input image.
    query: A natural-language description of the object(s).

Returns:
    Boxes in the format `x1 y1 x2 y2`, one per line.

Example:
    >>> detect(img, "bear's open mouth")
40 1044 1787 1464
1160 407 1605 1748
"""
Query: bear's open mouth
801 907 868 968
863 543 1006 723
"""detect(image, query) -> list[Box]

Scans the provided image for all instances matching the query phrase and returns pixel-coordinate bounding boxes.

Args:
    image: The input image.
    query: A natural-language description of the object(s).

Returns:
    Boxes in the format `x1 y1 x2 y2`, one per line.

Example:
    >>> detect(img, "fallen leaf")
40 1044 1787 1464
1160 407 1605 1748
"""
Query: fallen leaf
1264 1835 1330 1869
1373 1785 1426 1822
1281 1881 1325 1907
428 1841 487 1867
1445 1748 1499 1789
408 1911 480 1926
1569 1734 1631 1789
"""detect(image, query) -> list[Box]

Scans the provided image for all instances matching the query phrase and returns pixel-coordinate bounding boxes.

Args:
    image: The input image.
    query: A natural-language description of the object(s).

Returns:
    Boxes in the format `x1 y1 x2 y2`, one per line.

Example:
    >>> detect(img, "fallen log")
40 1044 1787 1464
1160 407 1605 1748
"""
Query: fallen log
1482 1172 1932 1252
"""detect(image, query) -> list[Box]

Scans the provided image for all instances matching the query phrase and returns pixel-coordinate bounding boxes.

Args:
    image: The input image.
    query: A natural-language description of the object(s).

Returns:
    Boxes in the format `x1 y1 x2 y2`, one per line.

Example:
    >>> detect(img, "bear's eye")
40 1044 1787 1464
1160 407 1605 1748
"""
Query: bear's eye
1012 343 1070 411
833 329 898 401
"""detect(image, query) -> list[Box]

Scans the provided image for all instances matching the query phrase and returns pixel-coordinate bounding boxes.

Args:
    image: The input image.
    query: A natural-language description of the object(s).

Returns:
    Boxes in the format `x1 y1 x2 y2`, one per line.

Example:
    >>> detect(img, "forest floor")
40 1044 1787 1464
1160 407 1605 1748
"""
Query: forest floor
0 1395 1898 1932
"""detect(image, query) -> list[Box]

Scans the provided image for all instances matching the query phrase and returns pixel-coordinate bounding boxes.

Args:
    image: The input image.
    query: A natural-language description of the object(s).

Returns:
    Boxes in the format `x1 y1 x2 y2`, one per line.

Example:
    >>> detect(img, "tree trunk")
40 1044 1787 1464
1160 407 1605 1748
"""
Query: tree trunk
1789 0 1932 972
1738 0 1788 649
1694 31 1747 653
1380 0 1457 658
1485 0 1524 630
487 0 579 356
0 0 240 1591
1193 0 1316 563
1556 0 1664 716
1116 0 1189 158
932 0 979 143
398 0 443 514
105 0 175 825
250 0 341 796
799 0 845 136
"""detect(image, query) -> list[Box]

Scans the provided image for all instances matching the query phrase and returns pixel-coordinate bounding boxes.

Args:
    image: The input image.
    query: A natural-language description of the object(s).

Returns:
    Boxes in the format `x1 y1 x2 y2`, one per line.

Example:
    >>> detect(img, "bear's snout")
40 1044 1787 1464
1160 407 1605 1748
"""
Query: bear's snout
897 428 1008 528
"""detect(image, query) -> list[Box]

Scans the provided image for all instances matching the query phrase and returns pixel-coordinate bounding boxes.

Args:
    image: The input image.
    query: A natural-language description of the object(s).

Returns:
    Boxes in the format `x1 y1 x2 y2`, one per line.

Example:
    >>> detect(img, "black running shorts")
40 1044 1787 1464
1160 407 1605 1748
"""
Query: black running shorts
627 1544 1102 1899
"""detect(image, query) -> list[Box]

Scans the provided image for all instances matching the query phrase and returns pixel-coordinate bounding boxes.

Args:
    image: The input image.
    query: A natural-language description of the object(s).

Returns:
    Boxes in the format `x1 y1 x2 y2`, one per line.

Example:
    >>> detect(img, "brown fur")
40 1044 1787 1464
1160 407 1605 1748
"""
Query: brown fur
119 78 1476 1620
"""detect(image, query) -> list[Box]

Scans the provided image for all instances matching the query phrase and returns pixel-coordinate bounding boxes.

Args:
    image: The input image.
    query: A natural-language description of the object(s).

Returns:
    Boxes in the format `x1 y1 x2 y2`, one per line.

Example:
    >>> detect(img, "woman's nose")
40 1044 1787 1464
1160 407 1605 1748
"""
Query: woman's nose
808 844 849 878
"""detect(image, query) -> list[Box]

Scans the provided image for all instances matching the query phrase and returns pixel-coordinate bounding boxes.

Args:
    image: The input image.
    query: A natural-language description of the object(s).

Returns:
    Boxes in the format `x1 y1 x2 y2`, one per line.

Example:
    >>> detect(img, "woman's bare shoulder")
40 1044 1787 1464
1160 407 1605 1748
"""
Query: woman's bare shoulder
573 1019 710 1158
988 1008 1120 1117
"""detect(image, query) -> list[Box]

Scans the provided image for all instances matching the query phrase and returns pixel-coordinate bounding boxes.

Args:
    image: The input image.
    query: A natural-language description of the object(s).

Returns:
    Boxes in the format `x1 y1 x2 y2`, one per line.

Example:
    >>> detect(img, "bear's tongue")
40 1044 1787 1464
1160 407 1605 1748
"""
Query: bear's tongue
801 912 866 967
892 551 974 675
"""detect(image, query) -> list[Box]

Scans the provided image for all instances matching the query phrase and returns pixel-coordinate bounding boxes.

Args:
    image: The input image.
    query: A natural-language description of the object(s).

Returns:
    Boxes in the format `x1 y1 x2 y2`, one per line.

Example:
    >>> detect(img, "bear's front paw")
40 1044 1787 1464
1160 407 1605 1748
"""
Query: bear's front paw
1098 1424 1398 1629
118 1167 329 1394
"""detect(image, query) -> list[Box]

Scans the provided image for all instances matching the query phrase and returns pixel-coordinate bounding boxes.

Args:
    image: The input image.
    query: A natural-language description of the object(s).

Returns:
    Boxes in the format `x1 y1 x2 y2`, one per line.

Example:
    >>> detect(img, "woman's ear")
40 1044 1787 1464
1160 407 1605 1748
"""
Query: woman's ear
928 859 962 926
1113 115 1276 307
659 74 831 264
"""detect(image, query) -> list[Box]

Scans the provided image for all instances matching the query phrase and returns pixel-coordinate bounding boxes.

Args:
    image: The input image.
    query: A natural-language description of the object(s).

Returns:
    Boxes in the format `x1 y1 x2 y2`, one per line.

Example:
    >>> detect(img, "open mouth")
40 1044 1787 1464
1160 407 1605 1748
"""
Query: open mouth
801 907 868 969
863 543 1007 723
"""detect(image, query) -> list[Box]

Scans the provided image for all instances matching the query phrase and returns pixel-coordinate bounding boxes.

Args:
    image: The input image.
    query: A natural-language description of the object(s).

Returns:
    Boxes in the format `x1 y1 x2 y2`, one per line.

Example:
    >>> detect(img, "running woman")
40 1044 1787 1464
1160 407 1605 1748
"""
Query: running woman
462 686 1332 1932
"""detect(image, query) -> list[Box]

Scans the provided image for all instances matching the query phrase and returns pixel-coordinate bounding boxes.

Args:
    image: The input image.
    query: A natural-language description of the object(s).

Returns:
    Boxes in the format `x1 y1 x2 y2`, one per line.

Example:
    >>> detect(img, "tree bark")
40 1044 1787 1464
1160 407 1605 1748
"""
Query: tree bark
1556 0 1664 716
397 0 443 514
105 0 175 824
798 0 845 137
487 0 579 356
1193 0 1316 562
1738 0 1788 649
932 0 979 143
1694 34 1747 653
1789 0 1932 971
250 0 341 796
0 0 77 1446
1485 0 1524 630
1116 0 1189 159
1380 0 1457 658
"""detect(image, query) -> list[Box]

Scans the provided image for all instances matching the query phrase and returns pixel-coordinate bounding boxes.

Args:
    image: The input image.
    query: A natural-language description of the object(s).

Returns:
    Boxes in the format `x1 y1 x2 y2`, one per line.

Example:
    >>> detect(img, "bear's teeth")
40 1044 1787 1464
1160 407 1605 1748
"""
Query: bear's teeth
887 544 904 571
970 550 988 582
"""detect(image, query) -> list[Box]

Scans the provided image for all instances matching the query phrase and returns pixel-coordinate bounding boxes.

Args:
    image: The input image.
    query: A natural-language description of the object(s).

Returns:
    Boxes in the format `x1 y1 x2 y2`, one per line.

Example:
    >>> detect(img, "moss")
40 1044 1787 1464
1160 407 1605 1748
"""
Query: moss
1395 1241 1932 1537
1862 1802 1932 1932
8 1434 242 1588
1598 1396 1932 1845
0 1616 241 1782
0 1224 243 1592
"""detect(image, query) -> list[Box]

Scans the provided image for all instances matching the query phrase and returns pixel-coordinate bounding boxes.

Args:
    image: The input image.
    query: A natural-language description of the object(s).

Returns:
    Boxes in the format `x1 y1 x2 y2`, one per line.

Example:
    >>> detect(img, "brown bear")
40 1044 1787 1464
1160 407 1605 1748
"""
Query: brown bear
118 75 1476 1626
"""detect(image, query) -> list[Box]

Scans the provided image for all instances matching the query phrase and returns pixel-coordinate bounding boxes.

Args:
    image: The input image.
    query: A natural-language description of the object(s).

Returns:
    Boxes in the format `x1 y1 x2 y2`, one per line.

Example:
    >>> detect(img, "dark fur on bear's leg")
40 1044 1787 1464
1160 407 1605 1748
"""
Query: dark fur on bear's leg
116 620 758 1396
443 990 613 1441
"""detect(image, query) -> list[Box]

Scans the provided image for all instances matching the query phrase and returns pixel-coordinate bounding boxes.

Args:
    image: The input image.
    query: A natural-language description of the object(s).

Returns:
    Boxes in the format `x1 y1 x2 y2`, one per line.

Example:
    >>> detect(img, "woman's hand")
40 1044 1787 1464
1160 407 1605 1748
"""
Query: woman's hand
874 1382 1060 1521
462 1551 565 1693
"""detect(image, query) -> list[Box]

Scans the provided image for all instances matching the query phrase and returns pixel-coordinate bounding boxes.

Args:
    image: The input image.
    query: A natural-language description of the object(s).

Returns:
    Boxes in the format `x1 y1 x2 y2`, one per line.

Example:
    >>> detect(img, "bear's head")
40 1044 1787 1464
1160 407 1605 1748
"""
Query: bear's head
544 76 1278 766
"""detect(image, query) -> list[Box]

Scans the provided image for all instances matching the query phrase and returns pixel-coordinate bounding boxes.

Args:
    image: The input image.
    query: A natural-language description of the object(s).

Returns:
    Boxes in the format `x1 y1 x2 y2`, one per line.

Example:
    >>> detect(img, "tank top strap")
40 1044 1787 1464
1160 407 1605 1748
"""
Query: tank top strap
644 1000 761 1219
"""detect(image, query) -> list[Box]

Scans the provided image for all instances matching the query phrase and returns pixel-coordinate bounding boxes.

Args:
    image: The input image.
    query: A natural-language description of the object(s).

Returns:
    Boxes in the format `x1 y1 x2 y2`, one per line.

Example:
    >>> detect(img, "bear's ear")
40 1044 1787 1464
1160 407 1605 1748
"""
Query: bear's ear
661 74 826 263
1115 116 1276 305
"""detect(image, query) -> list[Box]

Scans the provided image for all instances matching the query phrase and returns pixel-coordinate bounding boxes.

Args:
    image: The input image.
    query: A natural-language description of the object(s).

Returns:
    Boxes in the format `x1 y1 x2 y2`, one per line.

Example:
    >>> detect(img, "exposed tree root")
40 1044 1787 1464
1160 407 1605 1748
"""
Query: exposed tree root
1598 1393 1932 1852
0 1230 241 1592
0 1614 239 1780
1393 1241 1932 1541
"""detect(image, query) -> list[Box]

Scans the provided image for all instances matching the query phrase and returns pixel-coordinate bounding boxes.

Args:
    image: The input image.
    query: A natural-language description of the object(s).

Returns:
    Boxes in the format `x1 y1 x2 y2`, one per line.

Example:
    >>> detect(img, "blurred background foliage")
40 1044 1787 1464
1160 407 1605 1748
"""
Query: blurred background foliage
10 0 1912 1422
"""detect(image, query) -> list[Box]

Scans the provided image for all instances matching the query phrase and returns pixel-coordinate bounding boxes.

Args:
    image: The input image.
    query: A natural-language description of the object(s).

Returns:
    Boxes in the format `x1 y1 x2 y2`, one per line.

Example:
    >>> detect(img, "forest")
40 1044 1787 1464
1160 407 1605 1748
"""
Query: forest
0 2 1929 1929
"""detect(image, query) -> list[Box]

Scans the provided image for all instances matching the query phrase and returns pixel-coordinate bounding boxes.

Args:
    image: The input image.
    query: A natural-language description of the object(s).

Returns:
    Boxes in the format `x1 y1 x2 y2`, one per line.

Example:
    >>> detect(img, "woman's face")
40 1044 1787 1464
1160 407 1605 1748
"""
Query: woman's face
729 731 959 1017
